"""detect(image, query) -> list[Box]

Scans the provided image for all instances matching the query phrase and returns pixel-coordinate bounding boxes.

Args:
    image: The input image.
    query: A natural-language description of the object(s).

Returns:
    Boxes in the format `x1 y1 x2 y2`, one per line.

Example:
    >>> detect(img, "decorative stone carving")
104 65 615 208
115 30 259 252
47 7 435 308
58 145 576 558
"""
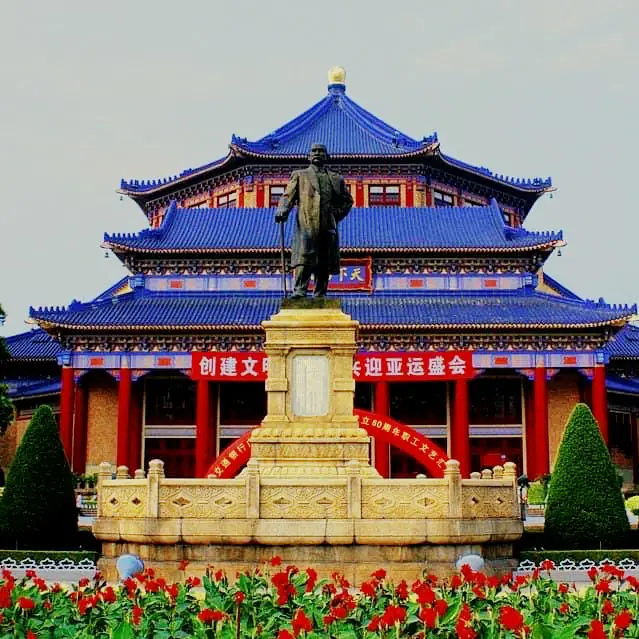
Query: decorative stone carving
361 483 448 519
260 485 348 519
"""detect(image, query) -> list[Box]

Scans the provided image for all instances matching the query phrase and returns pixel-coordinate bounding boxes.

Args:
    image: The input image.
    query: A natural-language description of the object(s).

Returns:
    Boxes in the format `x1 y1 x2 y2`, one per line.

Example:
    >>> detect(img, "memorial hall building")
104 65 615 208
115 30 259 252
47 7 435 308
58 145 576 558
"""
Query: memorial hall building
2 68 638 483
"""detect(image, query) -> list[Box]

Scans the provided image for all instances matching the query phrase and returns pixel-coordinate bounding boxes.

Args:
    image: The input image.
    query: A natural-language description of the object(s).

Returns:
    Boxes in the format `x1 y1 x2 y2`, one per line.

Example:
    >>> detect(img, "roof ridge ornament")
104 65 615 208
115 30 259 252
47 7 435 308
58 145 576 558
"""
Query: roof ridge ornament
327 66 346 94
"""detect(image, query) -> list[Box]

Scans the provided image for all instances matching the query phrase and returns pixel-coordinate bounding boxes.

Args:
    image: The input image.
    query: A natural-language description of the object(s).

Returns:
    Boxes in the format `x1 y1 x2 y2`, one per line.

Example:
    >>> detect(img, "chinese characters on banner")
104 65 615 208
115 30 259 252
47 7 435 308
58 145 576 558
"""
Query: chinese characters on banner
192 351 473 381
313 258 372 292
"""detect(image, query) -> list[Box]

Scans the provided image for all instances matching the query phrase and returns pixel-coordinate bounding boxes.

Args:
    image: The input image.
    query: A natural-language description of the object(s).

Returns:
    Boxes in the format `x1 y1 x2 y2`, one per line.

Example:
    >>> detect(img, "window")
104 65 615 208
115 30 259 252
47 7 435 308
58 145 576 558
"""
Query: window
464 199 481 207
217 191 237 208
433 190 454 207
469 378 522 425
390 382 447 425
269 185 285 207
219 382 266 426
368 185 400 206
144 378 196 427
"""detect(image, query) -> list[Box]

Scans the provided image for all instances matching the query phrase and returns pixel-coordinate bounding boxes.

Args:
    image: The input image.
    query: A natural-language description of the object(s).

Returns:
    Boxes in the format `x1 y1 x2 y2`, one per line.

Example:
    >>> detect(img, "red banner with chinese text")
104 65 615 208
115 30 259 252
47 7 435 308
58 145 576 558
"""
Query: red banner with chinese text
192 351 473 381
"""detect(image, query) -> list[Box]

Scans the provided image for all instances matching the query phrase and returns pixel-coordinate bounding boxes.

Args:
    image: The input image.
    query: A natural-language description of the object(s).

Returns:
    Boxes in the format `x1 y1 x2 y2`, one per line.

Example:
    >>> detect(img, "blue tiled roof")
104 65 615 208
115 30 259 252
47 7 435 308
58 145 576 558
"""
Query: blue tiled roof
5 378 61 400
30 289 636 331
606 373 639 395
606 324 639 359
104 200 563 254
119 81 550 195
3 330 62 361
542 274 582 301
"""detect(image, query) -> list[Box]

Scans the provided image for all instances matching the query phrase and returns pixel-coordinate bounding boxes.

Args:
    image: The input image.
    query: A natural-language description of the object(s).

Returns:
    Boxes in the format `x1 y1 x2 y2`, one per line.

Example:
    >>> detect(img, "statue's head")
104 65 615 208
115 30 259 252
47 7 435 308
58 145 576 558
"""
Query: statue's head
309 144 328 167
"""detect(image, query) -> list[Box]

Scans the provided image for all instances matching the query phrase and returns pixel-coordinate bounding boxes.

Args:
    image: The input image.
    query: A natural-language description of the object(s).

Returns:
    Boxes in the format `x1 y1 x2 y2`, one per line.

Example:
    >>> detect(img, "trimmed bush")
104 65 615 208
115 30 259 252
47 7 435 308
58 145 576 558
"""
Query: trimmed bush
0 405 78 549
545 403 630 550
626 495 639 516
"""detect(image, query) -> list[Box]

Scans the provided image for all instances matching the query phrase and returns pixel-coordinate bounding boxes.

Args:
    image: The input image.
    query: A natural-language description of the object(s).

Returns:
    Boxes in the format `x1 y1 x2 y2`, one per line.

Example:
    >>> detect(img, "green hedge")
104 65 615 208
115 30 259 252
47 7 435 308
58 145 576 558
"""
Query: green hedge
0 549 98 563
521 549 639 564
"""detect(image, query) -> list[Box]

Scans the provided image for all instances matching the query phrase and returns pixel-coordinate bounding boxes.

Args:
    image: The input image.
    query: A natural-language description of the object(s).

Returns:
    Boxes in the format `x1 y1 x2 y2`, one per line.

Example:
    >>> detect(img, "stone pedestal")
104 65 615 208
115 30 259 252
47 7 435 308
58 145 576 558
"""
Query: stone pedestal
248 300 378 477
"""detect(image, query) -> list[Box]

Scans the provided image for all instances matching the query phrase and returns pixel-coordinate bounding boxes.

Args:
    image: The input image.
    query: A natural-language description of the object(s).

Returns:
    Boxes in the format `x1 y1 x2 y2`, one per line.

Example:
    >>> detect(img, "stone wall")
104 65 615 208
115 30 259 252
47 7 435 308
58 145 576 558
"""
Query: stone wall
548 372 582 468
86 376 118 473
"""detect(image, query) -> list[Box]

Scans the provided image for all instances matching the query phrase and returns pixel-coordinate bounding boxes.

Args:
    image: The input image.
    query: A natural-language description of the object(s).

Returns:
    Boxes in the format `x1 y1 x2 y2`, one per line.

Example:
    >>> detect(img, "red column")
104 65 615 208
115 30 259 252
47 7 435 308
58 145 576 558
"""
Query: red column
534 367 549 476
425 187 433 206
116 368 132 468
128 382 143 473
256 183 265 207
405 181 414 207
373 382 391 478
451 380 471 477
195 378 211 477
72 380 88 474
355 182 364 207
524 379 536 479
59 366 75 462
592 365 609 444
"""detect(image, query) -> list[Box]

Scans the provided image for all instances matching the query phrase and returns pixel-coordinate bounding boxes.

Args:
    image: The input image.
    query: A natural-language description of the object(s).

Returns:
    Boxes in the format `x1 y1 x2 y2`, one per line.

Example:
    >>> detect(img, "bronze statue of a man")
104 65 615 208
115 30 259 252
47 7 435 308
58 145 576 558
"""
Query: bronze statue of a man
275 144 353 298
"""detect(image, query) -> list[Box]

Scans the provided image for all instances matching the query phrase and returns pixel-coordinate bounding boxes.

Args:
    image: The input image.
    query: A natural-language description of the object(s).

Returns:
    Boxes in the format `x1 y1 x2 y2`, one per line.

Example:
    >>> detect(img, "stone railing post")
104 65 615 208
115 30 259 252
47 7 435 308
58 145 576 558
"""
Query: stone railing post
245 459 260 519
492 465 504 479
346 460 362 519
481 469 493 480
503 461 519 517
97 462 113 518
470 472 481 479
116 465 130 479
445 459 462 518
147 459 165 519
134 469 146 479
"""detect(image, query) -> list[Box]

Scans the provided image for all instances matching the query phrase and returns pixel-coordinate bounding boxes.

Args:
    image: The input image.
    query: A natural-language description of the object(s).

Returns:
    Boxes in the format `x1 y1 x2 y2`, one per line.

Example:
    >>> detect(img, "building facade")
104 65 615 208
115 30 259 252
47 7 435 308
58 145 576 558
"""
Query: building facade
2 68 638 482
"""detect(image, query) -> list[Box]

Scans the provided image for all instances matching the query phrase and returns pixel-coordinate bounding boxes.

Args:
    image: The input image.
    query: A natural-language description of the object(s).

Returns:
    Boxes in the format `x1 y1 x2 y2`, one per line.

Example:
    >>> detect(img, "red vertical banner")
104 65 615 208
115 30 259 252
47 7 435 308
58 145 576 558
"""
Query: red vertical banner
355 182 364 207
534 367 549 476
59 367 74 463
405 181 414 207
117 368 132 468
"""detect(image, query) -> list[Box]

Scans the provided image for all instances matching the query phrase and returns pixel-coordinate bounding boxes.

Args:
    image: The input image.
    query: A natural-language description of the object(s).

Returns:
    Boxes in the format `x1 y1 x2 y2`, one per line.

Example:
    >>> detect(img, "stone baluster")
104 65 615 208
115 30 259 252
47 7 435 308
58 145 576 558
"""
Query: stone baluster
346 460 362 519
245 459 260 519
147 459 165 519
97 462 113 518
116 466 130 479
481 469 493 480
445 459 462 518
492 465 504 479
134 469 146 479
503 462 520 518
470 472 481 479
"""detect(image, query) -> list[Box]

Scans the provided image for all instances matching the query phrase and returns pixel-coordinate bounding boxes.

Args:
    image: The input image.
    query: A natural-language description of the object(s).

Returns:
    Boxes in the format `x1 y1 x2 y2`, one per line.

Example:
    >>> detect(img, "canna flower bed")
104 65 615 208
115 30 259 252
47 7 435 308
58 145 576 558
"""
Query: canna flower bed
0 559 638 638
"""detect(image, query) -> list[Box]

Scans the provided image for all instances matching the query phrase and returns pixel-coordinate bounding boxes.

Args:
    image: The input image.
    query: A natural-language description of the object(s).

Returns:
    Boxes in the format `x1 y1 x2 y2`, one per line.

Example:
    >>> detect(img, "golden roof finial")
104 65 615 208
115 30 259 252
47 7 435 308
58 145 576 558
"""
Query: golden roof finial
327 66 346 86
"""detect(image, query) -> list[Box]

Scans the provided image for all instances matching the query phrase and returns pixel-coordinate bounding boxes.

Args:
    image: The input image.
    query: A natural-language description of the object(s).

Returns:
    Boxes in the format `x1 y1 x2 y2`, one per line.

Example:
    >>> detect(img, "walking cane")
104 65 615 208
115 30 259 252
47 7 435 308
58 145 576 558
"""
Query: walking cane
279 220 288 298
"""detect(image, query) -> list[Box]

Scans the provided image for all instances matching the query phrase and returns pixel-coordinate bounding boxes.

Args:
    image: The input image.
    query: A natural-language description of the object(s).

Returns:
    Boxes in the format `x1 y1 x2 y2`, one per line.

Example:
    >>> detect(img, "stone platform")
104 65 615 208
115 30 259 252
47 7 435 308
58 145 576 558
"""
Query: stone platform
94 304 523 581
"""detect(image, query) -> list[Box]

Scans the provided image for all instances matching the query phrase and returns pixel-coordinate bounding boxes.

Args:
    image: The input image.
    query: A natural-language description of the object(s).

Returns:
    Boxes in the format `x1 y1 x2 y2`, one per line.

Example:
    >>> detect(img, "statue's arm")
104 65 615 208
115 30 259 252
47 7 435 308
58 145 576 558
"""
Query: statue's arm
275 173 299 222
333 176 354 222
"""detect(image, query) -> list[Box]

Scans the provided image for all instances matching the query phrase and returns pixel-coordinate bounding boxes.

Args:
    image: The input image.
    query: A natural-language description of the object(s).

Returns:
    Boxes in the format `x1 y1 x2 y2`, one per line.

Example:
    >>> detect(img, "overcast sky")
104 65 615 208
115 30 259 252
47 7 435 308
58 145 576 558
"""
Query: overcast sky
1 1 638 336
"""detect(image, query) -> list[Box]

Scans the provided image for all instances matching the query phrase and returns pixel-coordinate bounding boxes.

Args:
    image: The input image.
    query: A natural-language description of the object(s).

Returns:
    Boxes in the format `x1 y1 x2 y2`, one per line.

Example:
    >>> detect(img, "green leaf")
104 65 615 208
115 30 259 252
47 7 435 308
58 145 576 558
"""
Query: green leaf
531 623 555 639
111 621 135 639
553 616 592 639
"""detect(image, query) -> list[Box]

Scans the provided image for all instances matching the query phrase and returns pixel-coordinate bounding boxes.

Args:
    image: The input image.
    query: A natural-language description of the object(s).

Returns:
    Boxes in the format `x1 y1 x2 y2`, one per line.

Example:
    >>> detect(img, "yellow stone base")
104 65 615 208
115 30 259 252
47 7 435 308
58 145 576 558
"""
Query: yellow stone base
99 540 519 584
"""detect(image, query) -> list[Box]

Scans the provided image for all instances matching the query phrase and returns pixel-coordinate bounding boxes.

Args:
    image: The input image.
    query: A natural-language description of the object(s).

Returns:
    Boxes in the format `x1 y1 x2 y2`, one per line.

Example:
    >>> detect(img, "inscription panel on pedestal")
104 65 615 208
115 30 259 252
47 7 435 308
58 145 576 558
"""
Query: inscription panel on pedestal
291 354 329 416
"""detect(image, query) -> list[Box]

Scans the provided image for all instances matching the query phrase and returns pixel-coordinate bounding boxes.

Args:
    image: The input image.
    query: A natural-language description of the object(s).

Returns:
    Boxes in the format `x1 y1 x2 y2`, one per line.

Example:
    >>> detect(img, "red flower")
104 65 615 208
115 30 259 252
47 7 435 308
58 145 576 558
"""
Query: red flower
178 559 190 571
595 579 611 594
419 606 437 628
270 556 282 567
25 570 37 579
559 583 569 593
539 559 555 571
587 619 607 639
414 582 435 605
559 602 570 615
43 601 52 610
26 631 37 639
450 574 462 589
185 576 201 588
381 604 406 627
165 583 178 600
367 615 382 632
145 579 160 593
601 564 624 580
277 631 294 639
615 610 633 630
601 598 614 616
360 580 376 597
132 605 143 626
234 591 245 605
396 580 409 600
33 578 47 592
487 576 499 589
305 567 317 593
78 577 90 588
18 597 35 610
0 589 10 609
471 585 485 599
101 586 117 603
434 599 448 617
371 568 386 581
588 567 599 581
292 609 313 637
323 614 335 626
77 597 92 616
499 605 524 632
215 569 225 581
456 603 477 639
198 608 224 625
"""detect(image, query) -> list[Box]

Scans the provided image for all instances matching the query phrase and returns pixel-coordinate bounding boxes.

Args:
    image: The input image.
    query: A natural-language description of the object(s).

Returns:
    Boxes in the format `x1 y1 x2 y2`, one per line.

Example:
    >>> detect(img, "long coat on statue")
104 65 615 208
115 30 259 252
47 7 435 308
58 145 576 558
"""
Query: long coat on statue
276 165 354 274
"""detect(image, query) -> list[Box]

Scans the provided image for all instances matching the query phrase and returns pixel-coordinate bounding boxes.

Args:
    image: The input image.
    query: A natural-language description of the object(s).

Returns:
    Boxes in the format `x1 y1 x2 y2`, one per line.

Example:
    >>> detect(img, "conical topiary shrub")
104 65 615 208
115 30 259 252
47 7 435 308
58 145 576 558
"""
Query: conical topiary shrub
0 405 78 549
545 403 629 550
